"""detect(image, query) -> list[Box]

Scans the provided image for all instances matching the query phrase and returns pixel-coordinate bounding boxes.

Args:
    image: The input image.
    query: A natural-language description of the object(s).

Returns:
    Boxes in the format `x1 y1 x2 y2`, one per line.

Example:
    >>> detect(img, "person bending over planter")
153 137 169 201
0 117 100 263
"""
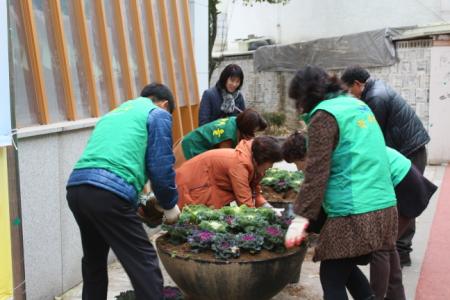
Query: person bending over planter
282 131 438 300
176 136 282 210
284 66 397 300
199 64 246 125
66 83 180 300
173 108 267 168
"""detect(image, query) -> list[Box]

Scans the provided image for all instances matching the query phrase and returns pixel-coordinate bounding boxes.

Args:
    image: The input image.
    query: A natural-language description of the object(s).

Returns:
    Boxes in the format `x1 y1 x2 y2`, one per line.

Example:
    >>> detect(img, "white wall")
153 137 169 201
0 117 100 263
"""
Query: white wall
220 0 450 51
190 0 209 96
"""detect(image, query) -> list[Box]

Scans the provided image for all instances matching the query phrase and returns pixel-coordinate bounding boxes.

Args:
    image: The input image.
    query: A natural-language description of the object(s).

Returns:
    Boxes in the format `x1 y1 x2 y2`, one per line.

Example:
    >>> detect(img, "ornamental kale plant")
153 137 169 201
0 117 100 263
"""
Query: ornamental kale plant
236 233 264 254
162 222 197 245
260 168 304 193
163 204 294 259
187 230 216 253
211 233 240 260
259 225 286 252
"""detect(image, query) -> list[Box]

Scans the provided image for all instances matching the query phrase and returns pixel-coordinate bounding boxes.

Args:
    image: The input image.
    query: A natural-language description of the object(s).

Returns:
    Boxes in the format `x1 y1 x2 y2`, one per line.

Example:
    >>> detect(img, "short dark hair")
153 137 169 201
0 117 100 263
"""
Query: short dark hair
216 64 244 91
341 66 370 85
282 131 307 163
236 109 268 139
288 65 342 114
252 136 283 165
140 83 175 114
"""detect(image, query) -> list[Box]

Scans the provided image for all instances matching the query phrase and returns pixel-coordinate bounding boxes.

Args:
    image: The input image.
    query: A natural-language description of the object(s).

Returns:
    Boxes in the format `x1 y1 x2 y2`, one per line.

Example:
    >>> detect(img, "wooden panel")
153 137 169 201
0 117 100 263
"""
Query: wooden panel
129 0 149 87
142 0 163 83
93 0 117 109
18 0 49 124
72 0 99 117
156 0 184 139
111 0 134 99
48 0 77 120
172 0 194 132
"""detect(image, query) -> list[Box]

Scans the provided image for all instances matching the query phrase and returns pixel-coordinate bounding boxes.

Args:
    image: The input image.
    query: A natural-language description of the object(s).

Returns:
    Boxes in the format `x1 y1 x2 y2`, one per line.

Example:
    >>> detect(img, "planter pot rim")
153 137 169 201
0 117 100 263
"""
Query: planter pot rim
156 234 306 265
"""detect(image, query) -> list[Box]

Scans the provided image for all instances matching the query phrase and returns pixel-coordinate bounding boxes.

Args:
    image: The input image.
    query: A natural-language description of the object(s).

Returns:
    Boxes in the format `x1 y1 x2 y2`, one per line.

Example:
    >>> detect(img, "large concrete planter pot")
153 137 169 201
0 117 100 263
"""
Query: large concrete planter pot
156 234 307 300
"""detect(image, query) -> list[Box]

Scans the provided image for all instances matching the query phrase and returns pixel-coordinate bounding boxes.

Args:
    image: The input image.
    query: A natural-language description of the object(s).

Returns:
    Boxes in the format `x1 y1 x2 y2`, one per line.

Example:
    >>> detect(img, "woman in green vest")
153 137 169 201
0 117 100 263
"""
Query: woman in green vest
284 66 397 299
282 131 437 299
173 108 267 168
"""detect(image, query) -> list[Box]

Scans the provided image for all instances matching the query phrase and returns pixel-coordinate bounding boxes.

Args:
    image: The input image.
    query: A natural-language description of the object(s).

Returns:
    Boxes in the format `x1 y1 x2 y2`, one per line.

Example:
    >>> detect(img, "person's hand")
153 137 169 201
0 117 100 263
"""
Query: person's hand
262 202 283 217
163 205 180 224
285 215 309 248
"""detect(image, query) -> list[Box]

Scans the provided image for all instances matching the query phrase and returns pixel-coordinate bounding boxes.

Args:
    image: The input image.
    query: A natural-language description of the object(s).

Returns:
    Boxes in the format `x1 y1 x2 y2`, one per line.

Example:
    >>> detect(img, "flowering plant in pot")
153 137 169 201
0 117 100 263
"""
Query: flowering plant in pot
157 205 308 300
260 168 304 206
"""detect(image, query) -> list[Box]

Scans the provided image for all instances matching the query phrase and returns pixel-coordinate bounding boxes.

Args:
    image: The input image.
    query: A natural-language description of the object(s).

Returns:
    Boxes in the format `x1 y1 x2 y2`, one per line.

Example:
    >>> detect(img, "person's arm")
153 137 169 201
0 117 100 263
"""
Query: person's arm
199 90 212 126
253 183 267 207
228 164 257 207
236 93 246 112
146 109 178 210
294 110 338 220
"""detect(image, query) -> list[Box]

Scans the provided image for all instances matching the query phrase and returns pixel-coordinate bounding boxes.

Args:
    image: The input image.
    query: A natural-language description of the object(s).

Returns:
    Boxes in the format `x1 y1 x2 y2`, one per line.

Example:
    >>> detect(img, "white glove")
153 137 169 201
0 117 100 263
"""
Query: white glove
163 205 180 224
284 215 309 249
262 202 283 217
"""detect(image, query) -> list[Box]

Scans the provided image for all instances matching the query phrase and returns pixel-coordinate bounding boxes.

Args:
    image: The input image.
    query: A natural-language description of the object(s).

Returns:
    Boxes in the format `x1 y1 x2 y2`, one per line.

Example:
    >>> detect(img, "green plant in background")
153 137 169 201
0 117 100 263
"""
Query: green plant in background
262 112 287 128
260 168 304 193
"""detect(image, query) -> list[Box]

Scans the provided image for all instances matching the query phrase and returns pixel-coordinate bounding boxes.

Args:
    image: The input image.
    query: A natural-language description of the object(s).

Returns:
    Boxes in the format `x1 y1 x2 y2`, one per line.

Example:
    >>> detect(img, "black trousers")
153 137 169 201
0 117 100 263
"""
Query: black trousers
321 255 374 300
67 185 163 300
397 146 427 258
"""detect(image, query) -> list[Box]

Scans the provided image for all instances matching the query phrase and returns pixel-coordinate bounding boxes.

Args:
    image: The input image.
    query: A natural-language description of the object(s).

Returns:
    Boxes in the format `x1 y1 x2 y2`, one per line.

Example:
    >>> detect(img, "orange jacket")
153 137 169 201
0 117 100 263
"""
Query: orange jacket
176 139 267 209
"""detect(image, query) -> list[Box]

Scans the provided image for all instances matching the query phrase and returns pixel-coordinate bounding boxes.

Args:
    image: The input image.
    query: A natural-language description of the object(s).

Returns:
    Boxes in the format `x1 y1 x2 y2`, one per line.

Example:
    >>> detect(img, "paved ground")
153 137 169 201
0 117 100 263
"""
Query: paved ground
56 163 448 300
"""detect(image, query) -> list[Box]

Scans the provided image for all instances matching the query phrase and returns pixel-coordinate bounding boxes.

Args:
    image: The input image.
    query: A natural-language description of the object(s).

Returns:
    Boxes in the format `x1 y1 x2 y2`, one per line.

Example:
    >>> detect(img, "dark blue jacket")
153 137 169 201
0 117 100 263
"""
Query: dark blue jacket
198 86 246 126
67 108 178 209
362 79 430 157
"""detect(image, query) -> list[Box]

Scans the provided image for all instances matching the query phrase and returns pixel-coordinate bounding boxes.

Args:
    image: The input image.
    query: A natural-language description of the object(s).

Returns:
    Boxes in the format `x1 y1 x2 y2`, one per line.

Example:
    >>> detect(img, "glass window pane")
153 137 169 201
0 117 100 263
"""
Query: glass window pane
179 3 198 105
60 0 91 119
122 0 141 95
32 0 67 122
9 1 39 127
138 0 157 84
83 0 110 115
103 0 126 103
166 1 186 106
151 0 170 87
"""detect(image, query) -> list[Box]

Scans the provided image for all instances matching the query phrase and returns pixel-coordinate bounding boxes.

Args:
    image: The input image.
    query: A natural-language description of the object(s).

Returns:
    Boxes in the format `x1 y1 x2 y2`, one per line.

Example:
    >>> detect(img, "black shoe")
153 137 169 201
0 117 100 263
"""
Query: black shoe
399 254 412 267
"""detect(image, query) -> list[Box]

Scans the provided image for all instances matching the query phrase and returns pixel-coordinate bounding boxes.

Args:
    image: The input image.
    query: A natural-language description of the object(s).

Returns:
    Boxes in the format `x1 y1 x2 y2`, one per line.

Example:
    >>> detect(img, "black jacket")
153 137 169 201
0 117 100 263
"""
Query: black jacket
198 86 246 126
362 79 430 157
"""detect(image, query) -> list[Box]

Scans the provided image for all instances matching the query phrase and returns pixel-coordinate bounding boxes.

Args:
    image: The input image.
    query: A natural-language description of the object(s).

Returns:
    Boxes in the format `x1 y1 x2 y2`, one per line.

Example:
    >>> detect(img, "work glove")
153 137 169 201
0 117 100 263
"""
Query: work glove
147 192 180 225
284 215 309 249
262 202 283 217
163 205 180 225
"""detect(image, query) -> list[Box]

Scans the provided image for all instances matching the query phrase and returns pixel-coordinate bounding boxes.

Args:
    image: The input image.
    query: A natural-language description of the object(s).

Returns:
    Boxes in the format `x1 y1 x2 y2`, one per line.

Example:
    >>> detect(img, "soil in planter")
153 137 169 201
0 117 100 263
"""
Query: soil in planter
262 186 298 203
157 234 301 262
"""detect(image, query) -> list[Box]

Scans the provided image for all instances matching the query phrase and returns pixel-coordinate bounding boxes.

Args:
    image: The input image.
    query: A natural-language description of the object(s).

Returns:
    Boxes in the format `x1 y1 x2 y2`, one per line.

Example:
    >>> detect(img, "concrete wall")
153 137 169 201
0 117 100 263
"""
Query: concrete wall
211 40 432 131
17 123 93 299
218 0 450 52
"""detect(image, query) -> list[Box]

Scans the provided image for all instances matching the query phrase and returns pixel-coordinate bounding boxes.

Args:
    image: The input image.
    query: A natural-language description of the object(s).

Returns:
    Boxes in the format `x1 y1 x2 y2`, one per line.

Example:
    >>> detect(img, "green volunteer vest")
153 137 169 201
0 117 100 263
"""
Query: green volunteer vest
181 117 238 160
74 97 158 193
386 147 411 186
308 95 396 217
